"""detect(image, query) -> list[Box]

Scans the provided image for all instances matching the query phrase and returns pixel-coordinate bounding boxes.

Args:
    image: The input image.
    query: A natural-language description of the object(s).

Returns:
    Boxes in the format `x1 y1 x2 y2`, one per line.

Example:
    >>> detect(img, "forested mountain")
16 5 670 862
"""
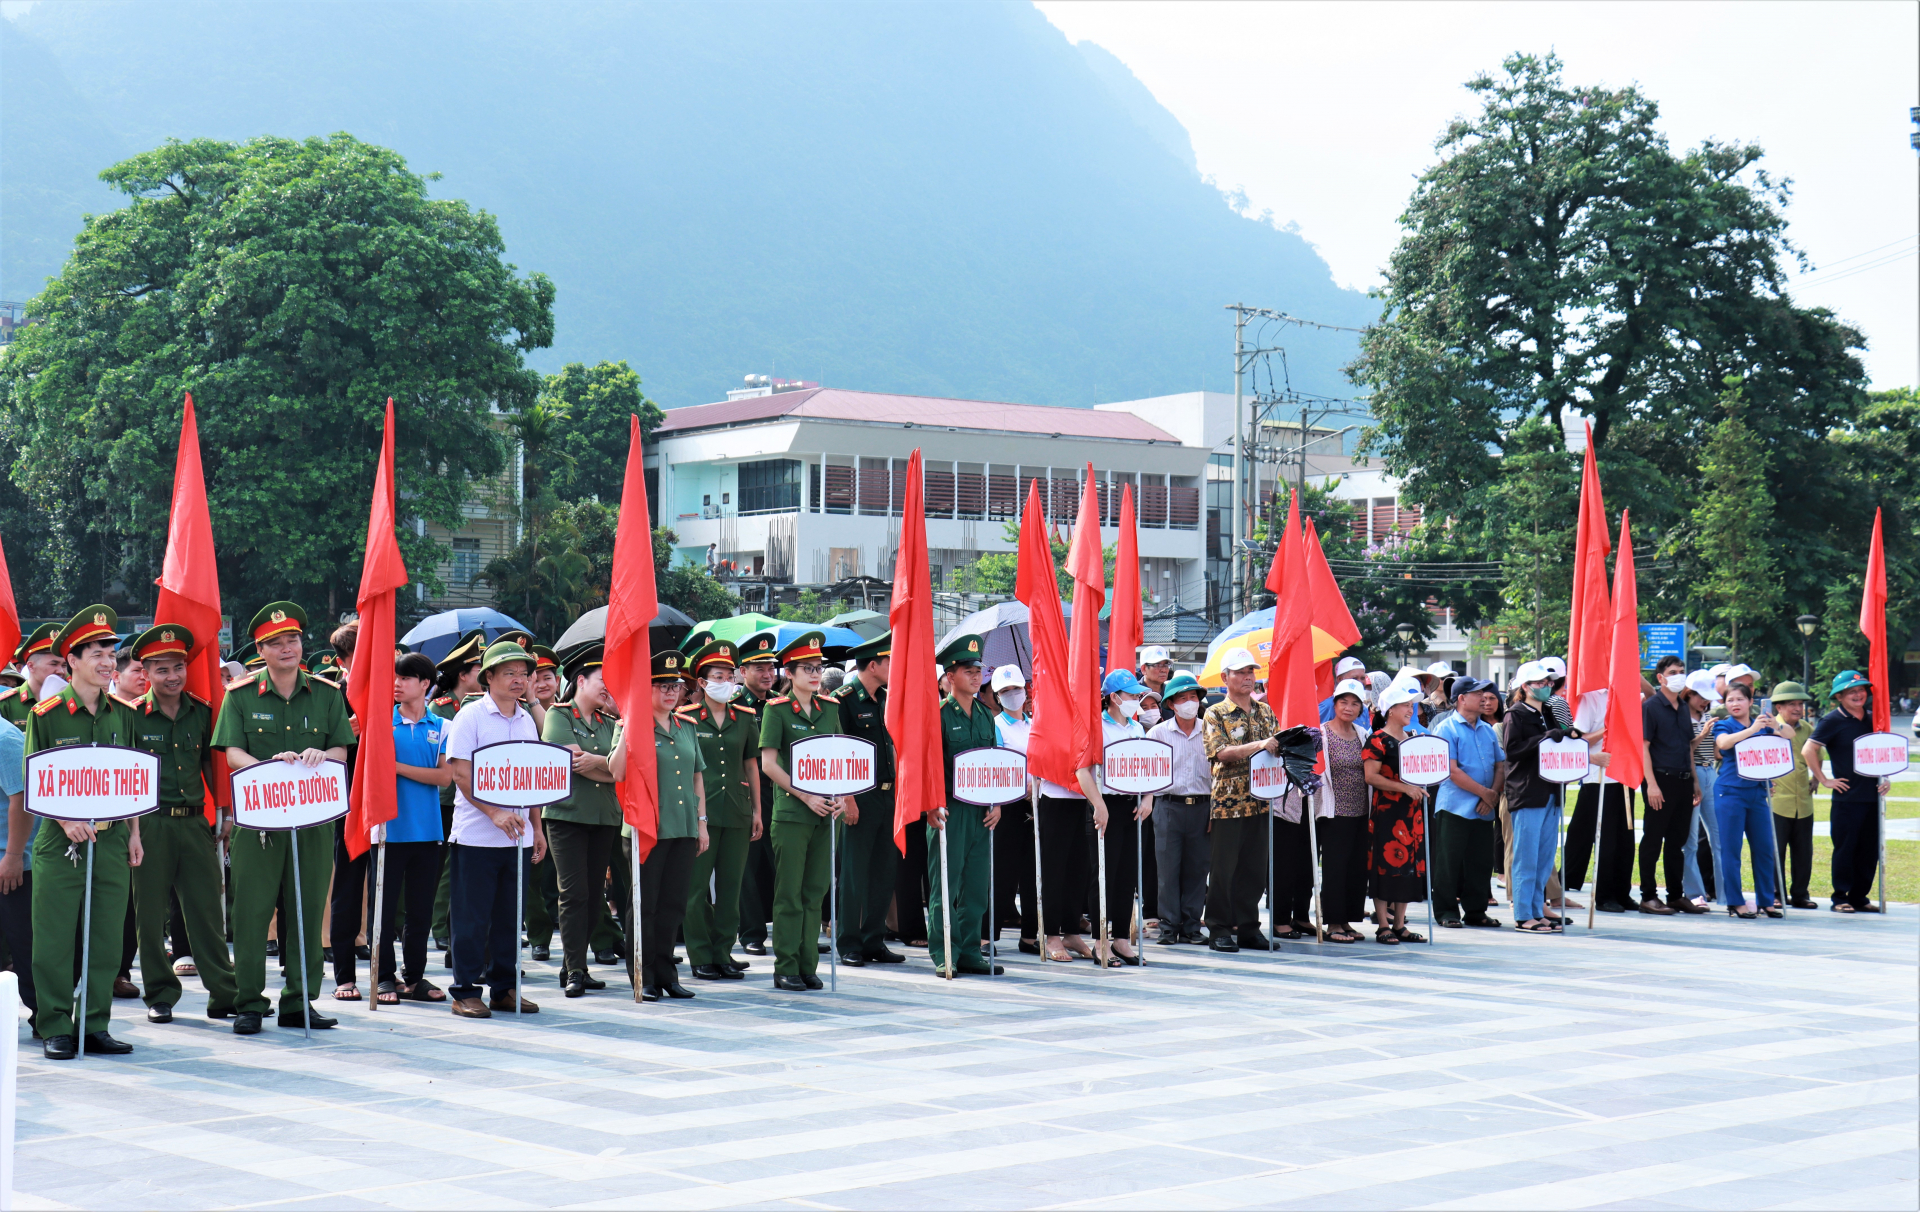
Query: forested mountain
3 0 1367 407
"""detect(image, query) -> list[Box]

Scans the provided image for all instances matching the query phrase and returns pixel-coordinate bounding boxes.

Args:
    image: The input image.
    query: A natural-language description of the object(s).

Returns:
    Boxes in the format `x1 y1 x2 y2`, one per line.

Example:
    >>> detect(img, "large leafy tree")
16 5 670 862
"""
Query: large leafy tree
532 360 664 507
0 133 555 619
1689 386 1781 661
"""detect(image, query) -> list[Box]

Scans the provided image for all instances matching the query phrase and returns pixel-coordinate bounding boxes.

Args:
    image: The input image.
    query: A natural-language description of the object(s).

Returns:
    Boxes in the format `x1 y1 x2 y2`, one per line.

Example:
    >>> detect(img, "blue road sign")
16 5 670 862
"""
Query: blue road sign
1640 623 1687 670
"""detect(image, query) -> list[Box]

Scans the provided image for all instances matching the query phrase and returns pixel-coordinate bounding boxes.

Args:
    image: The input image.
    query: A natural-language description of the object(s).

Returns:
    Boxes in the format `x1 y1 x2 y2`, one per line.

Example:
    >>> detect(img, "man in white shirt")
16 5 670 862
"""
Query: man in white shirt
1145 673 1210 944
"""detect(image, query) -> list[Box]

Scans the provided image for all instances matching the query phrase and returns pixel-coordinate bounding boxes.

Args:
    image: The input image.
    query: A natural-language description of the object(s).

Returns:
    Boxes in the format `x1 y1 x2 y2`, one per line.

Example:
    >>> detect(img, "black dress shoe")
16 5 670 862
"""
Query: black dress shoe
205 1006 235 1019
265 940 280 958
640 984 661 1002
1018 939 1042 955
355 944 371 960
323 946 335 963
742 941 768 956
816 941 830 954
147 1003 173 1024
725 958 751 972
957 962 1005 975
662 981 696 999
1790 897 1819 909
564 973 587 998
278 1009 338 1029
1239 933 1272 951
865 948 905 964
531 945 550 962
838 953 867 967
1159 932 1182 945
594 950 621 966
578 972 607 990
42 1035 76 1060
692 964 727 980
1597 901 1628 913
233 1012 263 1035
1208 935 1240 953
84 1031 133 1055
801 973 824 990
773 975 808 991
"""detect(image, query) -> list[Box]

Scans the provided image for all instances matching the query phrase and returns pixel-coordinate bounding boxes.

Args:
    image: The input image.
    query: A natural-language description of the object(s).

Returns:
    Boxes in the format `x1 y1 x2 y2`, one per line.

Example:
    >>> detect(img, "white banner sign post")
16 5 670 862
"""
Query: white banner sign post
1400 734 1450 946
789 733 877 991
1732 734 1795 782
1101 737 1173 796
469 740 572 1019
1537 737 1591 785
1249 749 1288 800
951 746 1027 806
1855 733 1910 916
229 758 349 1039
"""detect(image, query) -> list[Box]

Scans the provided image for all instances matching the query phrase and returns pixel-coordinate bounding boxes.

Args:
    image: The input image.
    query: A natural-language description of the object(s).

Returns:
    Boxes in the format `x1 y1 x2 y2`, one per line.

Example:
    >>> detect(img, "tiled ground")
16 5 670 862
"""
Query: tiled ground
9 903 1915 1210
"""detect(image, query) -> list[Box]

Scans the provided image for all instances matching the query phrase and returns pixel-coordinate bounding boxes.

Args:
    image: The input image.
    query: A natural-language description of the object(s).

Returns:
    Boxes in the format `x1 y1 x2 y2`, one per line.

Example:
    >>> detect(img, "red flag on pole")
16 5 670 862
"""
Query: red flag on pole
154 393 229 822
1264 488 1319 730
1859 507 1891 733
1106 484 1141 676
1566 424 1612 714
605 414 660 859
1066 466 1106 773
1604 510 1646 791
1304 516 1360 698
1017 479 1075 791
887 449 945 855
344 399 410 859
0 534 19 678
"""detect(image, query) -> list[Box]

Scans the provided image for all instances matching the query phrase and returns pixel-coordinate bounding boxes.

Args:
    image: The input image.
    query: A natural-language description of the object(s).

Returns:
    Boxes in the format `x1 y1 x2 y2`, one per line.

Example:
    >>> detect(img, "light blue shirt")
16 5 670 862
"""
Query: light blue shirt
0 721 35 869
389 705 448 844
1434 713 1504 819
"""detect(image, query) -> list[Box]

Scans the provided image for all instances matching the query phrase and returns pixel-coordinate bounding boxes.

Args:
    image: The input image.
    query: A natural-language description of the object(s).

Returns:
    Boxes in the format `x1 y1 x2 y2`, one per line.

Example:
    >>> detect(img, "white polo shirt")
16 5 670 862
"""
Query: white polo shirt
444 693 540 847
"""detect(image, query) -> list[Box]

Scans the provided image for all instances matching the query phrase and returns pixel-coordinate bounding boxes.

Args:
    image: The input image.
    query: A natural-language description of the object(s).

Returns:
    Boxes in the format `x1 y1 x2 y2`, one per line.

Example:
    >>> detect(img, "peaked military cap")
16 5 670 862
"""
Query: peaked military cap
848 630 892 666
689 638 738 674
563 642 603 681
775 630 826 666
495 628 535 650
249 601 306 644
936 633 985 669
530 644 558 672
437 628 488 672
57 605 120 658
130 624 194 663
652 648 690 681
736 628 781 665
14 622 59 663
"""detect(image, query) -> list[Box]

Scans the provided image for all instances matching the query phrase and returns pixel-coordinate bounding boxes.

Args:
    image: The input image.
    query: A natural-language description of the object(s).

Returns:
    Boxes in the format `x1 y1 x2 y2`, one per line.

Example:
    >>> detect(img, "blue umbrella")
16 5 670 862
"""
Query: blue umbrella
1206 607 1274 662
399 607 533 663
770 622 868 659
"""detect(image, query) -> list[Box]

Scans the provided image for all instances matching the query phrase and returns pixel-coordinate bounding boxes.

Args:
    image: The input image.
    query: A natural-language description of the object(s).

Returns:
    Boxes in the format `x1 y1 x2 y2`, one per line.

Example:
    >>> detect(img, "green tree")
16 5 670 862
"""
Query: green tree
965 522 1116 600
1690 386 1782 660
0 133 555 619
650 524 738 621
534 361 664 506
776 589 838 624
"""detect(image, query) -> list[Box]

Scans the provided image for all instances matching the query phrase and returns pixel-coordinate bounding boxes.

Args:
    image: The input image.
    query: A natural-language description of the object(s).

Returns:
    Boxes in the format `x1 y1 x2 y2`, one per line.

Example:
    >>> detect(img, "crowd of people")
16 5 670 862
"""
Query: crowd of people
0 603 1898 1060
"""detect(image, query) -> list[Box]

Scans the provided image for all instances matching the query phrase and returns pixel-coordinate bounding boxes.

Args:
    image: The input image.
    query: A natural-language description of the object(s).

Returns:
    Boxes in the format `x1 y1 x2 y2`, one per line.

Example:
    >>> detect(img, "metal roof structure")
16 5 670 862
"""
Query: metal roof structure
655 387 1182 445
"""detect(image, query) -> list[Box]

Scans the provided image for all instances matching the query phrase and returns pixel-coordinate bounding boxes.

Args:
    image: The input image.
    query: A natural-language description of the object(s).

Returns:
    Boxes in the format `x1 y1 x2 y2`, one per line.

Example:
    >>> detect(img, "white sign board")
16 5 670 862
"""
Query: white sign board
1102 736 1173 796
790 733 878 796
1732 734 1795 782
1398 735 1452 787
1853 732 1911 778
470 740 574 809
230 759 351 831
951 746 1027 806
26 745 161 822
1249 748 1289 800
1537 737 1591 784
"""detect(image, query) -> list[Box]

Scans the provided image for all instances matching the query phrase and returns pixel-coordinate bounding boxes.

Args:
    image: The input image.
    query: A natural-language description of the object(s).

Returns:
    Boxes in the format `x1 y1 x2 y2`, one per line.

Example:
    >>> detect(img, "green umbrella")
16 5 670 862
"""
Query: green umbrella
824 608 887 639
679 612 784 651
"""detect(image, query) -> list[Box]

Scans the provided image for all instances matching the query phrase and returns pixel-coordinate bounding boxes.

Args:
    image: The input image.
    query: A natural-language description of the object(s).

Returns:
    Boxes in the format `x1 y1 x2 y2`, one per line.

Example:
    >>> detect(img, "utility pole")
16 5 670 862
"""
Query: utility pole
1231 305 1246 621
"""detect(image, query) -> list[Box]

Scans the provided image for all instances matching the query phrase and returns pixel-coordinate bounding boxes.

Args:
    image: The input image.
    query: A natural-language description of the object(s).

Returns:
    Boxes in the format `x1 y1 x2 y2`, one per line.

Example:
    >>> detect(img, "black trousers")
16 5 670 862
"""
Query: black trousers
1203 813 1267 940
1139 814 1159 922
547 819 623 979
374 841 443 986
119 902 136 980
1829 801 1881 909
1638 769 1694 903
1772 813 1813 903
990 800 1036 938
893 813 930 942
447 843 526 1002
1088 796 1140 939
1273 813 1314 928
1318 816 1369 925
0 872 34 1013
1566 782 1636 908
639 836 697 989
330 821 372 987
1431 810 1496 922
1036 796 1090 937
1153 796 1210 935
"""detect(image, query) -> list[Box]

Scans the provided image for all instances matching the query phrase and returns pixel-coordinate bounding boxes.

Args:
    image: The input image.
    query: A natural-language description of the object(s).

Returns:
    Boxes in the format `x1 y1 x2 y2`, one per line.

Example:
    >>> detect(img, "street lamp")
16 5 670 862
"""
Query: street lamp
1395 621 1416 666
1795 614 1819 685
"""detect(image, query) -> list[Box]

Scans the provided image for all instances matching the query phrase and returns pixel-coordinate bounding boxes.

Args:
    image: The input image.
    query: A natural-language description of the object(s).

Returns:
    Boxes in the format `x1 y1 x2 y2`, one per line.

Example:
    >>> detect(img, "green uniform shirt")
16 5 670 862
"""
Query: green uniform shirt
1770 718 1817 819
680 697 759 830
940 694 997 805
0 684 35 727
538 701 622 827
835 678 895 794
756 693 843 823
654 715 706 839
129 692 215 810
210 668 355 762
24 686 141 832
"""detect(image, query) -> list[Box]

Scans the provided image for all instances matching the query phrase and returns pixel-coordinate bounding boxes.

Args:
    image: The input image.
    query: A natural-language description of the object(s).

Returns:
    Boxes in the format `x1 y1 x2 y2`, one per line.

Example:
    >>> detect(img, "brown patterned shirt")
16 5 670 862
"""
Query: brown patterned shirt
1202 697 1279 820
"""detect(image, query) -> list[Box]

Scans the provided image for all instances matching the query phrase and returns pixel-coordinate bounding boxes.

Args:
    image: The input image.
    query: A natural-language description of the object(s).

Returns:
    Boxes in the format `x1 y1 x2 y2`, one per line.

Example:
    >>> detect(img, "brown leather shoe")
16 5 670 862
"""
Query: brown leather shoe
1638 898 1676 915
1670 897 1709 914
112 977 141 999
450 997 492 1019
489 994 538 1014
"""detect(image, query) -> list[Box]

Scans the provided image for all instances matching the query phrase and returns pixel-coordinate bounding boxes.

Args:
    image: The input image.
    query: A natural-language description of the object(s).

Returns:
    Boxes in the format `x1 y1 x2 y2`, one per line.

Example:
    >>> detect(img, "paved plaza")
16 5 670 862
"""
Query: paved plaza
9 902 1916 1211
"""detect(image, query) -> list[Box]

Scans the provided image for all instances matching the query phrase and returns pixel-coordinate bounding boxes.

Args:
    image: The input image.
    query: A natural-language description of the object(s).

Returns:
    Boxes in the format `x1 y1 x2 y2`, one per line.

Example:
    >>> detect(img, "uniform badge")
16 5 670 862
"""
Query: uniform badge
270 609 286 624
161 629 175 643
92 611 107 626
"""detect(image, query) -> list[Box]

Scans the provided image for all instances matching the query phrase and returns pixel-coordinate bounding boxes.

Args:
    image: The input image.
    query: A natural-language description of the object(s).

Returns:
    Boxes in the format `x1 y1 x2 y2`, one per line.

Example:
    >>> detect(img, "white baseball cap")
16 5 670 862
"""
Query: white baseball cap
1723 663 1756 685
1686 670 1720 702
1335 656 1365 677
1138 645 1171 666
1378 682 1422 711
1220 646 1260 672
1424 661 1454 680
1539 656 1567 679
1515 660 1552 685
1332 678 1368 702
1708 662 1732 681
990 665 1026 692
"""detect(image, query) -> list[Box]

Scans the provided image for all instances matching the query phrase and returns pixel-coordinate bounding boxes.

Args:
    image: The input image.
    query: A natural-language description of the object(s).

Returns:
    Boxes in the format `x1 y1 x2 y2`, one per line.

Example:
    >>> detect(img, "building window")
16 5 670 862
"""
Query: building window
738 459 800 514
450 538 482 586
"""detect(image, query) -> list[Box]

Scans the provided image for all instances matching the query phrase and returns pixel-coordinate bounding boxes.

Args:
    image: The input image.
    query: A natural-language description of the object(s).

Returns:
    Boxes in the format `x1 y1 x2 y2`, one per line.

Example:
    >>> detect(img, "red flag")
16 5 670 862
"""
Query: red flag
1264 489 1319 730
1065 466 1106 773
1017 479 1075 791
0 533 19 677
1304 516 1360 697
153 393 229 822
1566 424 1612 712
1604 510 1646 790
1106 484 1141 676
605 415 660 858
1860 507 1890 732
887 449 945 855
344 399 410 859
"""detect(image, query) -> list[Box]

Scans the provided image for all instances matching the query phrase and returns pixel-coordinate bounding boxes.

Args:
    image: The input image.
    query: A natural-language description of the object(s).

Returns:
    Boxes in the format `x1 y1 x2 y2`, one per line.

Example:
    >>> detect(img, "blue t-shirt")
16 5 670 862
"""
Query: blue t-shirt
0 721 34 869
1434 713 1505 819
389 705 448 843
1714 715 1773 791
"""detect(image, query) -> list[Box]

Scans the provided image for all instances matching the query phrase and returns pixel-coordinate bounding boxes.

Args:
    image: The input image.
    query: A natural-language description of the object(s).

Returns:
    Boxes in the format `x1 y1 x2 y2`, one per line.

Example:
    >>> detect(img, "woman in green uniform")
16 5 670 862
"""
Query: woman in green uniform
680 639 760 981
538 643 624 998
756 631 841 992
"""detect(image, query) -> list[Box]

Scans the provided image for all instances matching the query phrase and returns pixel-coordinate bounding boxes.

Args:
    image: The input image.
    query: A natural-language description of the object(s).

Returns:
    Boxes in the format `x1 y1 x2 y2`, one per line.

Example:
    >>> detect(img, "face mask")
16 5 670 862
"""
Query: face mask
1138 708 1162 726
1528 684 1553 703
705 679 741 703
1173 699 1201 720
1663 674 1686 693
1116 698 1142 719
998 689 1025 713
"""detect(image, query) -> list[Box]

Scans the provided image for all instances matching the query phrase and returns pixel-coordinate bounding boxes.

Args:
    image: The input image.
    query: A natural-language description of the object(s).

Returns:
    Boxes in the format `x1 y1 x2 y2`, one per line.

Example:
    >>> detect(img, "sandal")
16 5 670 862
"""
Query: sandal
375 981 399 1005
332 984 362 1001
1728 906 1757 920
402 980 447 1002
1395 927 1426 943
1063 937 1095 960
1374 927 1400 945
1832 902 1856 913
1515 919 1557 933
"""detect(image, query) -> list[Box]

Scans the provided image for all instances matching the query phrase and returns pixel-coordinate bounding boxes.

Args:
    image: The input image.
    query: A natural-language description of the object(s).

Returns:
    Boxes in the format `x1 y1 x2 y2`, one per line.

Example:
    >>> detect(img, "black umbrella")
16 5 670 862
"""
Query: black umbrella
552 604 697 662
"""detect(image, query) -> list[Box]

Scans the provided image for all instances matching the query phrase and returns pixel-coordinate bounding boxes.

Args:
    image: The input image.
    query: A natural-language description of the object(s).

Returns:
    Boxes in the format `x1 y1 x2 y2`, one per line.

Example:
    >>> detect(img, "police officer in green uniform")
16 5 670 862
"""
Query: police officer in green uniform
833 632 904 966
732 629 781 955
24 606 144 1058
680 639 760 980
538 643 628 997
756 631 841 991
0 623 63 726
124 624 240 1024
212 602 355 1034
429 629 486 955
928 633 1002 976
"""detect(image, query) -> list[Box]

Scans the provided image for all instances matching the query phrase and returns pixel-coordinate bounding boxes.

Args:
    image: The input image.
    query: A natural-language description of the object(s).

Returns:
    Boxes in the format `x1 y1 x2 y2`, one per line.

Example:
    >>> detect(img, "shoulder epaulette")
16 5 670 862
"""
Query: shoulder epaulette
31 696 63 717
766 695 790 706
732 703 757 716
311 674 341 689
186 690 212 709
432 695 454 706
109 693 141 709
675 705 701 718
0 686 17 704
227 676 255 693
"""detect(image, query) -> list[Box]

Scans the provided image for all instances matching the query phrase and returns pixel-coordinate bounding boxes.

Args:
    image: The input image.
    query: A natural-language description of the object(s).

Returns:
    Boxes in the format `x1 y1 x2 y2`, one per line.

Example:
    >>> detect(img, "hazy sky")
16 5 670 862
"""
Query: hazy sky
1036 0 1918 390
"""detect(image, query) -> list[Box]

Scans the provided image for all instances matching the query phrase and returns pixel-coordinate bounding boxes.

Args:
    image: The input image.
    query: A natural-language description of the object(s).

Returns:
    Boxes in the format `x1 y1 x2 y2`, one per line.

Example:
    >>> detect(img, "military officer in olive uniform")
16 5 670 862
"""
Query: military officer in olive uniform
833 632 904 966
679 639 760 980
0 622 64 726
24 606 145 1058
125 624 240 1024
538 643 628 996
756 631 841 991
927 633 1002 976
732 629 781 955
211 602 355 1034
